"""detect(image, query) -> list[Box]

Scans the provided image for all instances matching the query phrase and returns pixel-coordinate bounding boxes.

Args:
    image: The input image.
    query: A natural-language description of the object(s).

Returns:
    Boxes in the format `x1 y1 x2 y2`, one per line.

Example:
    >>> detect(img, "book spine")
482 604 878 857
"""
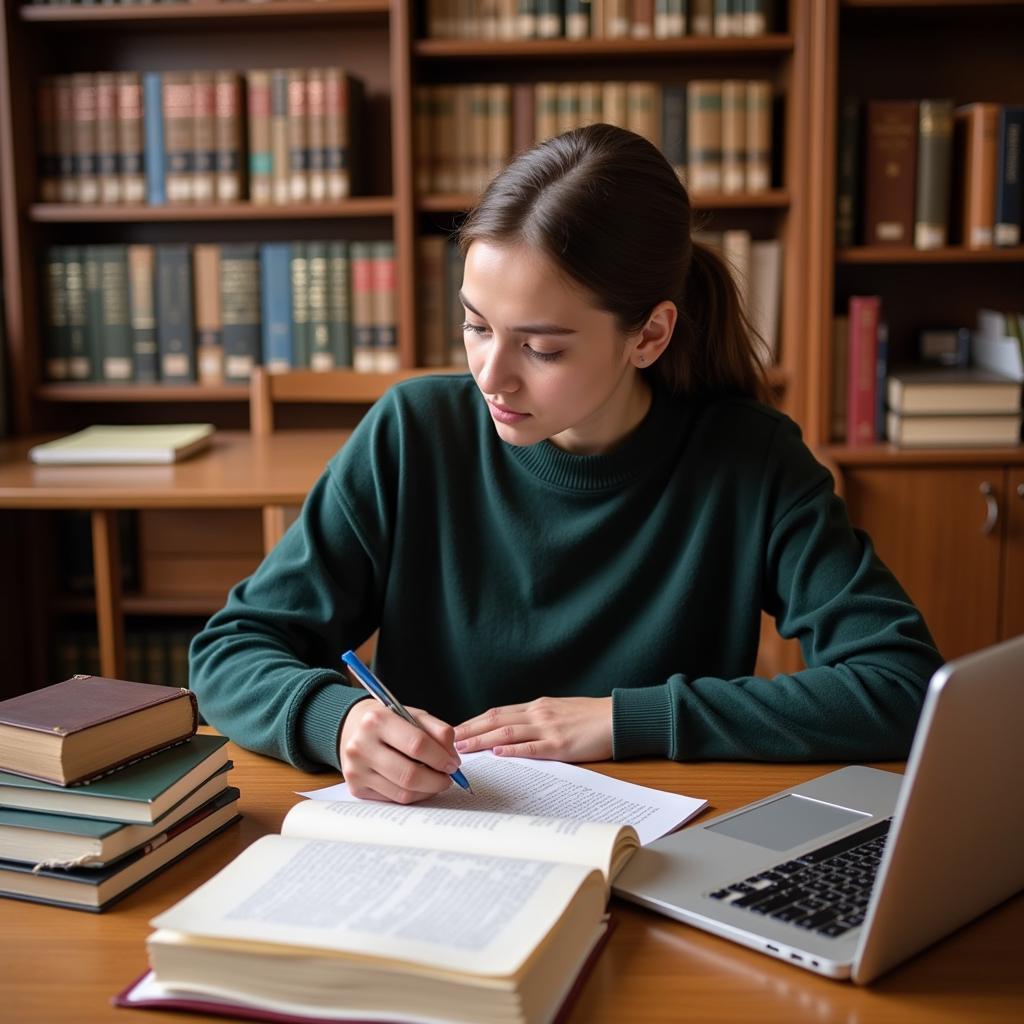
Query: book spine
434 85 457 190
994 106 1023 247
55 75 78 203
163 71 195 205
193 243 224 385
306 241 332 370
326 241 351 369
835 98 860 248
864 100 918 246
535 82 558 144
37 78 61 202
289 242 310 368
127 244 158 382
306 67 327 203
661 84 687 183
220 243 261 382
99 245 133 381
323 67 350 200
371 240 398 373
687 80 722 192
470 83 490 193
954 103 999 249
418 235 448 367
117 72 146 205
518 0 538 39
84 244 104 381
270 69 290 205
566 0 591 39
512 82 535 158
913 99 954 250
487 83 512 185
601 81 627 130
95 72 121 205
721 79 746 193
246 70 272 205
350 241 375 372
43 245 70 380
214 71 243 204
632 0 654 38
260 242 294 372
846 295 881 445
691 0 713 36
143 72 166 206
745 80 772 193
191 70 216 205
156 244 196 382
537 0 562 39
72 72 100 204
287 67 309 204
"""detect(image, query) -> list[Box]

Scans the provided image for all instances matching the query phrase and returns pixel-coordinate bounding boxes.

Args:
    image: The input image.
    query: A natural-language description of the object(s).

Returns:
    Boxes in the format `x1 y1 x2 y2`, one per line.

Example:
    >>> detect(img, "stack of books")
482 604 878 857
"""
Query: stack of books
885 367 1023 448
0 675 240 912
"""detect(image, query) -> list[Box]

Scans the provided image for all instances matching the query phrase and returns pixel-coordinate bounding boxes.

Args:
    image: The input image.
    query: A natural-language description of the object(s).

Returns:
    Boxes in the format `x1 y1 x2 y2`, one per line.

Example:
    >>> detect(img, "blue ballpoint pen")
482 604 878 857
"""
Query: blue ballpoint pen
340 650 472 793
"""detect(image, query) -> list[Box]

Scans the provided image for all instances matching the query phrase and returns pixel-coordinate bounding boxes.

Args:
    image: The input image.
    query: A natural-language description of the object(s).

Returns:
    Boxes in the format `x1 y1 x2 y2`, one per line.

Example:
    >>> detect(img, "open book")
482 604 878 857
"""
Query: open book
127 755 706 1024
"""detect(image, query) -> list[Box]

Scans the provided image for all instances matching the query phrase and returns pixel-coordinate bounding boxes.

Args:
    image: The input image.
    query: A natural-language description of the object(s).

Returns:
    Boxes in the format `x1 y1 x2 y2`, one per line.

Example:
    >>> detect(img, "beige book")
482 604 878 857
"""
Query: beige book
535 82 559 144
721 79 747 193
601 81 628 129
747 238 783 364
626 81 660 147
144 797 629 1024
721 228 752 322
193 244 224 386
487 83 512 185
270 69 290 205
745 80 773 193
578 81 603 127
116 72 146 204
605 0 630 37
162 71 195 204
556 81 580 136
687 79 723 193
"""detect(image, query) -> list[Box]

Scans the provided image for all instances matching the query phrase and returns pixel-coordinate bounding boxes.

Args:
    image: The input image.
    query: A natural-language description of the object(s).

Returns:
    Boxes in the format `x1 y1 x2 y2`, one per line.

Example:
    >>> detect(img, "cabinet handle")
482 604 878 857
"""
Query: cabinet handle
980 482 999 535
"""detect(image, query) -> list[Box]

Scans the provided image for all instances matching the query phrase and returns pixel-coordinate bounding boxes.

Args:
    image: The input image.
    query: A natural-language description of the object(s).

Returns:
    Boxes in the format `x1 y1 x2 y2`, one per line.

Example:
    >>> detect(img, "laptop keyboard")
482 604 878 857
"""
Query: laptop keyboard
707 818 892 938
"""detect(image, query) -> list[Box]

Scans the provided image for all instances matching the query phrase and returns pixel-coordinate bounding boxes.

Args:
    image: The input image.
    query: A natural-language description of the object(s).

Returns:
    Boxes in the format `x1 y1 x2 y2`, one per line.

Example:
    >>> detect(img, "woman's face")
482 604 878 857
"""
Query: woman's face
460 241 651 455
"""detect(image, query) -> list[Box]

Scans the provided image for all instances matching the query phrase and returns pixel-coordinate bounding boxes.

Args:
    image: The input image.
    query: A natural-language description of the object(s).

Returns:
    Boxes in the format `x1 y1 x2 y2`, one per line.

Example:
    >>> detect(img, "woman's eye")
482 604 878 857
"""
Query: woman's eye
526 347 563 363
460 321 490 336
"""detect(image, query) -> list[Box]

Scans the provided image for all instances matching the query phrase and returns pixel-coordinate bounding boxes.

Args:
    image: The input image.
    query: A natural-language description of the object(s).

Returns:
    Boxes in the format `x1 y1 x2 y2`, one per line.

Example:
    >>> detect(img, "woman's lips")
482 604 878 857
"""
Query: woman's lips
487 401 530 425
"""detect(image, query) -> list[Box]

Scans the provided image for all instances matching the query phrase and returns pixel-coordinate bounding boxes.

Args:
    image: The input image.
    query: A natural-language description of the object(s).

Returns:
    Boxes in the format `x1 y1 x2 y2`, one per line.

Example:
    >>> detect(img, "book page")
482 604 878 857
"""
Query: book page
150 834 602 978
280 799 632 881
300 750 707 846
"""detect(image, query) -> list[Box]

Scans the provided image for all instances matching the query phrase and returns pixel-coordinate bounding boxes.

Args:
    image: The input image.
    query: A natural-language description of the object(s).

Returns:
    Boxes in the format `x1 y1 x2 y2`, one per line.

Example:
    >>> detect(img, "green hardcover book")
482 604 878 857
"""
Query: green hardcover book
219 242 261 382
83 244 104 381
0 776 235 868
156 243 196 382
326 240 351 368
63 246 90 380
99 245 133 382
914 99 954 251
306 241 331 370
0 734 230 824
43 245 70 381
0 787 241 912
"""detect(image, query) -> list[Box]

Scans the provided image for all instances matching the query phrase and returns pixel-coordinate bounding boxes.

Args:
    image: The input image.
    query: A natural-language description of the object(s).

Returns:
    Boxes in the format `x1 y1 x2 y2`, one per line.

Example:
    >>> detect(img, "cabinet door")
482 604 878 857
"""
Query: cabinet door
1002 469 1024 641
844 468 1005 661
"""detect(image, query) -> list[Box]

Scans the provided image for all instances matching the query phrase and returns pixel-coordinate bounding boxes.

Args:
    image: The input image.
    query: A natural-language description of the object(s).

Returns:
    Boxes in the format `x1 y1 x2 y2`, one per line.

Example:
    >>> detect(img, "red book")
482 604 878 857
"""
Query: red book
846 295 882 445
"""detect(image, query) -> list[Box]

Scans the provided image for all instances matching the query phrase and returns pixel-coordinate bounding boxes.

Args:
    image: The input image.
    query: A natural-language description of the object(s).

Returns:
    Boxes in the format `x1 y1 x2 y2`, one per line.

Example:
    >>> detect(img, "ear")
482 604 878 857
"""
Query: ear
630 301 677 369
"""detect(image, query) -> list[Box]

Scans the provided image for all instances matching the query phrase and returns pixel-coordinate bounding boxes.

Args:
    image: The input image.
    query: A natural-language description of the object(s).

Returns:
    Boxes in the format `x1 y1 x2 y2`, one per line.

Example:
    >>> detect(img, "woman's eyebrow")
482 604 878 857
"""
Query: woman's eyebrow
459 291 578 336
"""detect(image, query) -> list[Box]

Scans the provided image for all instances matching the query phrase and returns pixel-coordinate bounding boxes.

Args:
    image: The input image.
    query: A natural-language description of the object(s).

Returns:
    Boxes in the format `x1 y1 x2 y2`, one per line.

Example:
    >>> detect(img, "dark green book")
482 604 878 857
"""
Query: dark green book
0 734 229 824
43 246 69 381
155 243 196 382
219 242 261 382
327 240 351 368
84 244 104 381
306 241 331 370
0 787 240 912
98 245 133 382
64 245 90 380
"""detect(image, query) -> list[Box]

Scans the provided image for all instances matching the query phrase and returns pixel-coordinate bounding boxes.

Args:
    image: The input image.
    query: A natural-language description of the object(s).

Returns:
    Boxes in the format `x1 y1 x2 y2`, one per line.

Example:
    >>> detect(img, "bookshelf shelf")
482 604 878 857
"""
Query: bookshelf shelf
413 35 796 60
836 246 1024 265
418 190 791 214
37 384 250 403
54 594 226 617
19 0 390 26
823 444 1024 467
29 198 396 223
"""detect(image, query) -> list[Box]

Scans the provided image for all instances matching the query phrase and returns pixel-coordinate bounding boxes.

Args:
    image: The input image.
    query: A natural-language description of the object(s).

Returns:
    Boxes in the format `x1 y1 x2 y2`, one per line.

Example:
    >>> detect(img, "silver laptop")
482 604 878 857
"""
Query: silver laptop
612 634 1024 983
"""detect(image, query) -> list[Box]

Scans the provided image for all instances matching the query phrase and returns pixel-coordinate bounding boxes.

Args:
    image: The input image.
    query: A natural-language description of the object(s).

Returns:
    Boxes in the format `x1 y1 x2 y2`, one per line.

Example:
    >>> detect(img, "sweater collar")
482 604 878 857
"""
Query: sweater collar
502 380 680 491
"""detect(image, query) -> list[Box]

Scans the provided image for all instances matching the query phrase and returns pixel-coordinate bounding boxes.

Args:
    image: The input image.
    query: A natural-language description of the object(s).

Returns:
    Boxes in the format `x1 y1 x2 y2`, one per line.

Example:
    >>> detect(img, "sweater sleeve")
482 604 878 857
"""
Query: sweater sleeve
189 401 401 772
612 420 944 762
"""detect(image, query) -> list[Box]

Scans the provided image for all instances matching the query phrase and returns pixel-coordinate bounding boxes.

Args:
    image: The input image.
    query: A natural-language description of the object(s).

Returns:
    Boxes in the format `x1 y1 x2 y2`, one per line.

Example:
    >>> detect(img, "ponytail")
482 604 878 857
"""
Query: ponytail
654 241 771 403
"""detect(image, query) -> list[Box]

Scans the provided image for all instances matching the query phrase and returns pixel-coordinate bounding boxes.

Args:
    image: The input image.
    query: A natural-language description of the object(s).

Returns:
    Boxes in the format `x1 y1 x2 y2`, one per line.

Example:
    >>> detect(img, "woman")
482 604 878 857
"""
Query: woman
190 124 941 804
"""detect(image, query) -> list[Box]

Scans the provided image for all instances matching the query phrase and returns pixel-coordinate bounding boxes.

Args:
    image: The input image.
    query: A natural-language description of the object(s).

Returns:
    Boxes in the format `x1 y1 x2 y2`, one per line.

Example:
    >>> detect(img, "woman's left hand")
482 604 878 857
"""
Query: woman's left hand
453 696 613 762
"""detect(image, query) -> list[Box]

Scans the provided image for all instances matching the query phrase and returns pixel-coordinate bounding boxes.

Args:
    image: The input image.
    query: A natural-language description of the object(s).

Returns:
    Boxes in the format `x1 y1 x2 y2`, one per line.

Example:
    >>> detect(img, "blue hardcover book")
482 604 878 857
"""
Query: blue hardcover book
260 242 293 372
143 72 166 206
994 106 1023 247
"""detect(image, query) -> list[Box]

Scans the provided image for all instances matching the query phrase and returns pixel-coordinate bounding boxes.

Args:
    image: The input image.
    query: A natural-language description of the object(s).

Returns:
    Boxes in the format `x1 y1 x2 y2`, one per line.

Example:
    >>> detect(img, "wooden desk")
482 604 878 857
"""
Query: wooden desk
0 431 347 679
4 746 1021 1023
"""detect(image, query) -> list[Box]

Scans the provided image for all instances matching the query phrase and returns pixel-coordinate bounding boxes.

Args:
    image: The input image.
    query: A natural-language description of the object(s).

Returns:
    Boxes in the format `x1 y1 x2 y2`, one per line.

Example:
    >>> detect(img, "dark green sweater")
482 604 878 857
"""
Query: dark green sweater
189 375 941 771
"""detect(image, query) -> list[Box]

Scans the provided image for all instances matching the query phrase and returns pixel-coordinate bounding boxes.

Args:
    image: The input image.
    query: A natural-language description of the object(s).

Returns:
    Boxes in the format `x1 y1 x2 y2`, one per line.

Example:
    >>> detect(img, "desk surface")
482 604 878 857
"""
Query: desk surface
3 742 1022 1023
0 431 348 509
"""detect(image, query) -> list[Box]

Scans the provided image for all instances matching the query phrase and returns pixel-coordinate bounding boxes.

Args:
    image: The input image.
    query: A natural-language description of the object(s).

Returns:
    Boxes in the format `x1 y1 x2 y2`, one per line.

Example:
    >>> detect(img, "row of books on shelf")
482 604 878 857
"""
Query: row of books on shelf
37 67 363 207
0 676 239 911
42 239 397 386
833 301 1024 448
423 0 777 40
838 100 1023 250
52 626 197 691
415 78 773 196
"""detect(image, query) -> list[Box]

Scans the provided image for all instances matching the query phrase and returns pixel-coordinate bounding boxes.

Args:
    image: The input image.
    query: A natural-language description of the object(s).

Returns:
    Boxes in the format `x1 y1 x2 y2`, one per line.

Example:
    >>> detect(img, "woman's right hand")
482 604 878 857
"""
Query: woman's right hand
338 699 463 804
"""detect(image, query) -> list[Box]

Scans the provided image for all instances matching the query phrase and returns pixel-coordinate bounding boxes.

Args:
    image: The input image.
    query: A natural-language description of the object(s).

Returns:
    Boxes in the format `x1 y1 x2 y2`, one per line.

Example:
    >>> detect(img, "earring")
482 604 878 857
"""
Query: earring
637 356 646 366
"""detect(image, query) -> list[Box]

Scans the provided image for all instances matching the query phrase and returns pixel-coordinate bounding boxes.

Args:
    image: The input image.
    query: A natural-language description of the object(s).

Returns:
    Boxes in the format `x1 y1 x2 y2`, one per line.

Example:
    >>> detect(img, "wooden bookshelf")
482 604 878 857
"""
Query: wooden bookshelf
836 246 1024 264
19 1 391 25
413 35 796 59
29 198 396 223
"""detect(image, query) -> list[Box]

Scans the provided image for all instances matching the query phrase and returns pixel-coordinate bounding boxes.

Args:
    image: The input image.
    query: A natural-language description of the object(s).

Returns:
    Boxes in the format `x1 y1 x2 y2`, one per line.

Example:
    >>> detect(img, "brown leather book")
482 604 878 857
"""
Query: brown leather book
0 676 198 786
953 102 999 249
863 100 918 247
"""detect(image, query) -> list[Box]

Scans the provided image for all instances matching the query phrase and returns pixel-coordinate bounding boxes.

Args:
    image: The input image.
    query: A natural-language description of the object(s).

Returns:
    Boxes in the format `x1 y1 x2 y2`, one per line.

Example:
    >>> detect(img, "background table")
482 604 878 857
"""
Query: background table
4 742 1022 1023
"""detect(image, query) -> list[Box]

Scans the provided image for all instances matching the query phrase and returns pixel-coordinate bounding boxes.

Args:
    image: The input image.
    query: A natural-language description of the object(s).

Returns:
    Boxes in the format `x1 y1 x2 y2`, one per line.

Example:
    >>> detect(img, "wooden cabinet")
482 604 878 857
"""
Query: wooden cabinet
842 457 1024 661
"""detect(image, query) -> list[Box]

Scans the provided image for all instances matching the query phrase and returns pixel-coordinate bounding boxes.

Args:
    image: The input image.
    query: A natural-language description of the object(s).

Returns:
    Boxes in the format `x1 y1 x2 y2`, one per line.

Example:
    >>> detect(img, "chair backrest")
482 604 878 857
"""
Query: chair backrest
249 367 462 435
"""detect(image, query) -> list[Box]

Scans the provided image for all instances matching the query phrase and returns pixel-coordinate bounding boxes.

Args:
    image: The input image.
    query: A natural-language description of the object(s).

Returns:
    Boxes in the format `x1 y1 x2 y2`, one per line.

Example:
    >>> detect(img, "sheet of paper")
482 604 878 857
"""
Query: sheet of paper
299 751 706 846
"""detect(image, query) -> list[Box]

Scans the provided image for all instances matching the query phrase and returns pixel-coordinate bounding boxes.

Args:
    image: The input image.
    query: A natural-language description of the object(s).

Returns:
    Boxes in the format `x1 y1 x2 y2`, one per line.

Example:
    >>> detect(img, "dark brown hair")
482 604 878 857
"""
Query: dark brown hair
457 123 770 402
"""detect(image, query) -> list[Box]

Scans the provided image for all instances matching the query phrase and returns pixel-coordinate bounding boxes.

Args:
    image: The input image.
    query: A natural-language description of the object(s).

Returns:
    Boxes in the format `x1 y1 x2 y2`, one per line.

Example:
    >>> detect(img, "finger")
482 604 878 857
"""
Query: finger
455 722 537 754
361 767 445 805
371 739 455 798
405 707 459 760
454 705 530 741
378 710 462 775
491 740 559 759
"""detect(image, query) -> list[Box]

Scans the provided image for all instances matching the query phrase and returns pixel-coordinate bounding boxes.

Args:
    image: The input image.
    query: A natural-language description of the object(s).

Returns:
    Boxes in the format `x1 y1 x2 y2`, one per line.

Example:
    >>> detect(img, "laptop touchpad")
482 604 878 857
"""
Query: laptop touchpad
705 794 870 851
